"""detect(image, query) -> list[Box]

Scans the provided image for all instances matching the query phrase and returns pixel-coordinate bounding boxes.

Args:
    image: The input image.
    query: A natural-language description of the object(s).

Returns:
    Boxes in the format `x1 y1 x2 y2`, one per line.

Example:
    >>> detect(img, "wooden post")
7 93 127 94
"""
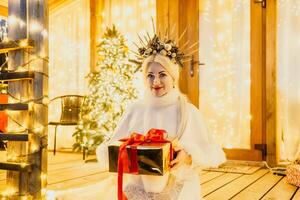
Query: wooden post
7 1 30 197
265 0 277 166
90 0 104 72
7 0 48 199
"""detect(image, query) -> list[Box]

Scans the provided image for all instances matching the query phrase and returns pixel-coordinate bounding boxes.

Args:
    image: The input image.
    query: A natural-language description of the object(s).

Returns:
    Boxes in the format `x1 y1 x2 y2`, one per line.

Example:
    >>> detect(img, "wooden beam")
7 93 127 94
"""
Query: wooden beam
0 71 35 82
0 39 34 54
0 5 8 16
265 0 277 166
0 103 28 110
90 0 104 72
0 133 30 141
0 162 32 171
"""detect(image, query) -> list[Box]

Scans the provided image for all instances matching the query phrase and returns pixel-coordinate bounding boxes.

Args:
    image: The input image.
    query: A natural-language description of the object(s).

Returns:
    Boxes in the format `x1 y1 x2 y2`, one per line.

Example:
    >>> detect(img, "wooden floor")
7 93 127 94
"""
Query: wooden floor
0 151 299 199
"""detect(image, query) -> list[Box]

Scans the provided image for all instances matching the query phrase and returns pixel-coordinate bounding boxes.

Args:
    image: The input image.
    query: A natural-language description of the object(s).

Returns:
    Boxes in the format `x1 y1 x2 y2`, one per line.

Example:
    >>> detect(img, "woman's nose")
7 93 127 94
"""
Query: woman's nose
153 76 161 85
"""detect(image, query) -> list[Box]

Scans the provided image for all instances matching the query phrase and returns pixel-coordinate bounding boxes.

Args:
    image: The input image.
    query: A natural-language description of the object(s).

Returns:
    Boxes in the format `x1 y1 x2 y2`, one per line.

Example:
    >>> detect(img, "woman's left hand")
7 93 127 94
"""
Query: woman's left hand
170 149 192 170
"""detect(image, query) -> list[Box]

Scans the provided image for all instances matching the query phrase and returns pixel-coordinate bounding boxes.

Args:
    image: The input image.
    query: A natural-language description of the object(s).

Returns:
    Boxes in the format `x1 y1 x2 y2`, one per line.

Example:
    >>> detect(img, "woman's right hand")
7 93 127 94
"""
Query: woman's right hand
170 139 192 170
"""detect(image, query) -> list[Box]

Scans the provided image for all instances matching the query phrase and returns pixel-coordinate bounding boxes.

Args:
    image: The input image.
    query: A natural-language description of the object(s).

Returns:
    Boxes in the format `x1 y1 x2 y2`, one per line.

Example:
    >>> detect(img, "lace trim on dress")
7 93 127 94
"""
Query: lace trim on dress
124 175 184 200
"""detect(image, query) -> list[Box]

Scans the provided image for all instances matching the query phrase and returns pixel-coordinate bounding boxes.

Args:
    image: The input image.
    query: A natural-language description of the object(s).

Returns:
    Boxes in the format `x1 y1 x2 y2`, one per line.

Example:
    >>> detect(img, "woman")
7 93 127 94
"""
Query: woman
96 51 226 199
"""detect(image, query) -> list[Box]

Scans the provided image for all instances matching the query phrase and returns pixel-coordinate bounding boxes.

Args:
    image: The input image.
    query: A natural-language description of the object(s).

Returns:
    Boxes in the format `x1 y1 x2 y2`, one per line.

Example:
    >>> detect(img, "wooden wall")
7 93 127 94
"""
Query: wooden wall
156 0 199 107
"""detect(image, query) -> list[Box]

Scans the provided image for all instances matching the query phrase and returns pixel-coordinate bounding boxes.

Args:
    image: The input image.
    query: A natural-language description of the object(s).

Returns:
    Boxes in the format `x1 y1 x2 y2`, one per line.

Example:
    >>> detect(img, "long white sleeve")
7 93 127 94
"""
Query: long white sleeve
179 103 226 168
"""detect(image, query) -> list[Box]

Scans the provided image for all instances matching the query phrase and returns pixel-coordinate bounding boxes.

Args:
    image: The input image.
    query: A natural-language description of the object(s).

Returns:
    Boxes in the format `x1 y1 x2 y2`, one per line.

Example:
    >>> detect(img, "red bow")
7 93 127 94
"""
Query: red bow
117 128 173 200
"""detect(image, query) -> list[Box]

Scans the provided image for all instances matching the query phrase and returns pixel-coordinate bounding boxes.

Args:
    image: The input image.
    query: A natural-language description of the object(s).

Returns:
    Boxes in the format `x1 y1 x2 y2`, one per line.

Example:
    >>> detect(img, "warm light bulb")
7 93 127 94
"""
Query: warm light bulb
30 21 42 32
42 97 50 105
19 40 28 47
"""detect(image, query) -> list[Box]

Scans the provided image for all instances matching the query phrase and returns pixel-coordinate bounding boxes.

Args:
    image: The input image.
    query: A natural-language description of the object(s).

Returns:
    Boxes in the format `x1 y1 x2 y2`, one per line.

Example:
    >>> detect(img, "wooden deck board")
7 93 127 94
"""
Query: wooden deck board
292 188 300 200
48 163 103 185
48 172 110 190
231 172 283 200
201 173 243 197
204 169 269 200
261 177 298 199
0 152 299 199
200 171 225 184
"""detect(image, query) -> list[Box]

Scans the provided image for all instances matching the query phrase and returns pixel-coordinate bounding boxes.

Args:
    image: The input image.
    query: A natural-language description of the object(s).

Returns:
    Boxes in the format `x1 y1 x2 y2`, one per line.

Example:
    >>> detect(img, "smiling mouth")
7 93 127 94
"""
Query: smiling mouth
153 87 163 91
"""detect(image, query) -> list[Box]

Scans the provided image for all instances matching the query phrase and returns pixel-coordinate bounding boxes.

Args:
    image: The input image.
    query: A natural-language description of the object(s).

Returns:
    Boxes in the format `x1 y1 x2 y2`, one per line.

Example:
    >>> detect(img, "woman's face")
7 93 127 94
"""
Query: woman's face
146 62 174 97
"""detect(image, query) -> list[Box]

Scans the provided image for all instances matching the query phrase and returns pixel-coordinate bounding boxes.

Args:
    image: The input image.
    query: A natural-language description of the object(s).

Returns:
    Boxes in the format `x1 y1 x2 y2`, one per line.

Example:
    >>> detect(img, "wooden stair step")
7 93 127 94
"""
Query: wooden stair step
0 162 32 172
0 103 28 111
0 71 35 81
0 39 34 54
0 133 30 141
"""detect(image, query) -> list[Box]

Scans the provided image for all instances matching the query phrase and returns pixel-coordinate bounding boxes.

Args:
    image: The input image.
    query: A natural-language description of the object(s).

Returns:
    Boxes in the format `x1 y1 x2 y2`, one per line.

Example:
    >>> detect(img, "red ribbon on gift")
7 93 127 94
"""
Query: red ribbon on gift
117 128 174 200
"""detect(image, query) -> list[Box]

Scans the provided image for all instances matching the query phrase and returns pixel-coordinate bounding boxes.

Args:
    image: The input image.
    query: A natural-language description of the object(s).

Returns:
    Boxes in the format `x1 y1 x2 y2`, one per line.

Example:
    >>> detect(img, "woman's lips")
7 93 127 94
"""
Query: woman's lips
153 87 163 91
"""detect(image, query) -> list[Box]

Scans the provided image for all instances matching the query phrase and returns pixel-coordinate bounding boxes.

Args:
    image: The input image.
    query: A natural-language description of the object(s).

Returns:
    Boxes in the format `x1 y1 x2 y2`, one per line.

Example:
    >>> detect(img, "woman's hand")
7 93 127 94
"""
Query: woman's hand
170 149 192 170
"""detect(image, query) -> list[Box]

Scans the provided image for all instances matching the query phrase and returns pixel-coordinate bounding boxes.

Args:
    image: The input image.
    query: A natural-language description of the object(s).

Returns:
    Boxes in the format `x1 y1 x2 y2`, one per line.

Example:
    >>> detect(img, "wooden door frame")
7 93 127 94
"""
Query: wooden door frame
265 0 277 166
156 0 277 163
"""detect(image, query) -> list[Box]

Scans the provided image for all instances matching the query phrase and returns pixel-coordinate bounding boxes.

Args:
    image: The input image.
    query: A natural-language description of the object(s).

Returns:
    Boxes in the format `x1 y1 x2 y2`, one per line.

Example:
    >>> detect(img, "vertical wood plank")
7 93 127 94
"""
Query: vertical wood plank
265 0 277 166
27 0 49 198
90 0 104 72
156 0 169 37
250 0 264 161
156 0 199 107
178 0 199 107
90 0 96 72
6 0 48 198
7 0 30 196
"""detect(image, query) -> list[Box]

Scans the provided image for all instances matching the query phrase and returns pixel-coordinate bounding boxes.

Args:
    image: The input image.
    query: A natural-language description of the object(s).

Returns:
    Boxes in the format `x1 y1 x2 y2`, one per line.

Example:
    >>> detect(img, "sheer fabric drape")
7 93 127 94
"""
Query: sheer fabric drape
278 0 300 161
48 0 90 149
199 0 251 149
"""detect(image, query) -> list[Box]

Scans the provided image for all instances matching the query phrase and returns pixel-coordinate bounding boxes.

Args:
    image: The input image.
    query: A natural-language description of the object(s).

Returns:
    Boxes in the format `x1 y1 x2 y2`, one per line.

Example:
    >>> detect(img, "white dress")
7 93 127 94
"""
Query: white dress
96 89 226 200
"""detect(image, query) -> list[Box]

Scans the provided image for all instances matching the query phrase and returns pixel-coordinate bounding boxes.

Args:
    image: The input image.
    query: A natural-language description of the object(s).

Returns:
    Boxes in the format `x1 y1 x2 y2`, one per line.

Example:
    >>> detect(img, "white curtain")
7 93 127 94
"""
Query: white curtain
199 0 250 149
101 0 156 97
48 0 90 149
278 0 300 161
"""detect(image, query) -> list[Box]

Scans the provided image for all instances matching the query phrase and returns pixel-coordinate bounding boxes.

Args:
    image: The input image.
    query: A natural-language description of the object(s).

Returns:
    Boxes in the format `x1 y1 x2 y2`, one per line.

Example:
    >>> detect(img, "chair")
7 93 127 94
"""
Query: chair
49 95 83 155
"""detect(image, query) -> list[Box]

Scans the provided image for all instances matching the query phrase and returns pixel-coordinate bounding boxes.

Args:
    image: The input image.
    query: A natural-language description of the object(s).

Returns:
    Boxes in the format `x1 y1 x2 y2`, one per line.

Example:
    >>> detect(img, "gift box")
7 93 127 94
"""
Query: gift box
109 141 171 176
286 164 300 187
108 129 173 176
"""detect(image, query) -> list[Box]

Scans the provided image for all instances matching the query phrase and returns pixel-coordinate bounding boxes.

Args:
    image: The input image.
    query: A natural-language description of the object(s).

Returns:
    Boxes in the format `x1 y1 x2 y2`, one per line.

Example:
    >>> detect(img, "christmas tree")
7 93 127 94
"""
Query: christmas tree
73 26 139 154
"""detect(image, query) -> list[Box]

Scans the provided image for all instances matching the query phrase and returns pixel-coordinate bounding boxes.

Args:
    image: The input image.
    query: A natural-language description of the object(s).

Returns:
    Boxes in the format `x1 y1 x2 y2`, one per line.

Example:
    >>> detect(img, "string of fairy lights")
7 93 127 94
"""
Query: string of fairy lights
199 0 251 149
0 13 49 198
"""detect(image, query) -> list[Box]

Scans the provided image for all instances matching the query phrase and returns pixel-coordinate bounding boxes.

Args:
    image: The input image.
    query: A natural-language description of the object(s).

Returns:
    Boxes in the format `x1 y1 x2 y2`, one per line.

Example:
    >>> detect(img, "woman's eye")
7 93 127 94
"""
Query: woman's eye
159 73 166 78
147 74 154 79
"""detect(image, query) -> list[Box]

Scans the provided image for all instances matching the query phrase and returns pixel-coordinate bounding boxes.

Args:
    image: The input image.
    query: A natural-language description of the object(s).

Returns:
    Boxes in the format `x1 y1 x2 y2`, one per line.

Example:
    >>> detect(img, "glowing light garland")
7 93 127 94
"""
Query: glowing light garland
73 26 139 154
